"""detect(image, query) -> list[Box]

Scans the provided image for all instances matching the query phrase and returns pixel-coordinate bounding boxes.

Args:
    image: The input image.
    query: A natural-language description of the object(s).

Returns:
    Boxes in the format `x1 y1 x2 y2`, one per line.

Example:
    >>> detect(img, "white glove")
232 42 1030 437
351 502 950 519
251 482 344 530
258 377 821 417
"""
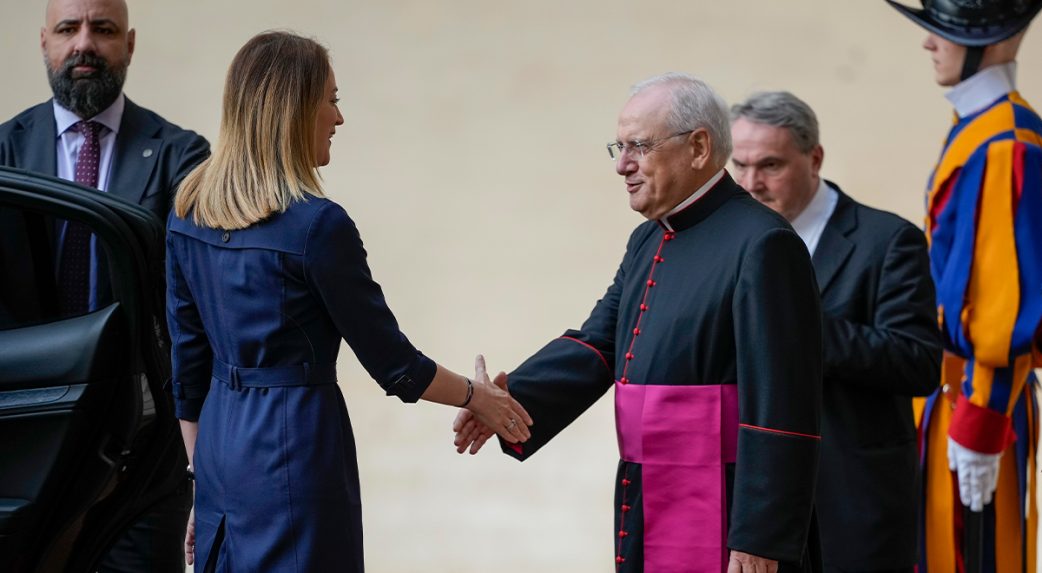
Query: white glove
948 437 1002 512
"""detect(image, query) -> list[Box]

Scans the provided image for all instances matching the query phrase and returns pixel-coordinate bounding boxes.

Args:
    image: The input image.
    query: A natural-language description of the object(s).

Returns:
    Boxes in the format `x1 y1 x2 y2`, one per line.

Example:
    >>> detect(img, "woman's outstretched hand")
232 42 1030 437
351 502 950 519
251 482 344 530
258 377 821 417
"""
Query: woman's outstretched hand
452 370 506 454
460 355 532 447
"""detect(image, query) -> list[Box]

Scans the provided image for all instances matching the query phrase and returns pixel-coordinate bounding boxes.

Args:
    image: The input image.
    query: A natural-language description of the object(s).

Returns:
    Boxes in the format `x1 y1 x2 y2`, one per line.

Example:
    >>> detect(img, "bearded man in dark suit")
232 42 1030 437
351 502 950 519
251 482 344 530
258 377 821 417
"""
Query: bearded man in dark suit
0 0 208 570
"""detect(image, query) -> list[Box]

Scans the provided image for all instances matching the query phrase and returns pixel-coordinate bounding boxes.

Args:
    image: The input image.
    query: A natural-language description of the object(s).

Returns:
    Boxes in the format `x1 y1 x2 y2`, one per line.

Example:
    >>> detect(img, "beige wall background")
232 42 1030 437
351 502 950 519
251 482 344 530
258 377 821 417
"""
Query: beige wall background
3 1 1041 571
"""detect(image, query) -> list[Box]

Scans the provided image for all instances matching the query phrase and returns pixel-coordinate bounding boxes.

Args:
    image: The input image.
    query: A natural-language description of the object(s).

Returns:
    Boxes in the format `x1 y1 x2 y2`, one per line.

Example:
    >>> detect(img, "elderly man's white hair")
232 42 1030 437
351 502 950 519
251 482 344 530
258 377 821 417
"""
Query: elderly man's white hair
630 72 732 166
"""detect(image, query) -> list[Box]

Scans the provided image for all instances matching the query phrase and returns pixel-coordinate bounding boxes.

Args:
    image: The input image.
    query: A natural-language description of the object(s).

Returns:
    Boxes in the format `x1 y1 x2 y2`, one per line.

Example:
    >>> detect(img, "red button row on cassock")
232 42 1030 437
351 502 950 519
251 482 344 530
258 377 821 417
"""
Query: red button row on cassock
624 248 667 394
617 478 633 566
664 232 676 241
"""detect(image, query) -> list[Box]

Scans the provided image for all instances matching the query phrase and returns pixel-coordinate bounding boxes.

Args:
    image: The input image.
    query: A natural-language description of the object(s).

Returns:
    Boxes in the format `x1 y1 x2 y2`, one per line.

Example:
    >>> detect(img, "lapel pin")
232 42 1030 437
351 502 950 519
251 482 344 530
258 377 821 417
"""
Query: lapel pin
143 148 153 158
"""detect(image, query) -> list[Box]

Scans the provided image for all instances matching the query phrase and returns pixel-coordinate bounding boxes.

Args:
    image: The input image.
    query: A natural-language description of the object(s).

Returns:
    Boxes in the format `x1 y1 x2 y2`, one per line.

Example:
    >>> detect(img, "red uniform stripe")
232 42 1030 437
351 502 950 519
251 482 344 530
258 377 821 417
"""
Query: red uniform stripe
558 336 611 373
738 423 820 440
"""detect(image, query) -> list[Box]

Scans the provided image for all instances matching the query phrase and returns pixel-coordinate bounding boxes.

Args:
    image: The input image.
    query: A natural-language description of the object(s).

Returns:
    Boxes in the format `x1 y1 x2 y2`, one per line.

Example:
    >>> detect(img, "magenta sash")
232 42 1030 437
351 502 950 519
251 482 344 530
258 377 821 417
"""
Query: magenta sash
615 382 738 572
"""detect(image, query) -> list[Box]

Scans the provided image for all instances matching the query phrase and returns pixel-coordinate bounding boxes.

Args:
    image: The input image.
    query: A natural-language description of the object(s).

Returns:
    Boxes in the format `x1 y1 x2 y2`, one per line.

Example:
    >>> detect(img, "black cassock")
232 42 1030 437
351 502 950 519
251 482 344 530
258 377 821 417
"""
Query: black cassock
501 174 822 572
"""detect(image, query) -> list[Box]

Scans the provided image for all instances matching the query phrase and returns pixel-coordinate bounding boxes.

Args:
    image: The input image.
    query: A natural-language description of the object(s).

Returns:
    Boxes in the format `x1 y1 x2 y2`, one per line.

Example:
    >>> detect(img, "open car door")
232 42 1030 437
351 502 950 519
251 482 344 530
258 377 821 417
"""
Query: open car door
0 166 187 572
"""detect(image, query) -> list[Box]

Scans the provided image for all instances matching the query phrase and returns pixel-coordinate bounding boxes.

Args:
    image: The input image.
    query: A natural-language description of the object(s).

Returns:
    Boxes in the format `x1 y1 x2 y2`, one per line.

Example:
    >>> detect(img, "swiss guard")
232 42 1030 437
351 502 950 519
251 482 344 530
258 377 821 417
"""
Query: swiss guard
887 1 1042 571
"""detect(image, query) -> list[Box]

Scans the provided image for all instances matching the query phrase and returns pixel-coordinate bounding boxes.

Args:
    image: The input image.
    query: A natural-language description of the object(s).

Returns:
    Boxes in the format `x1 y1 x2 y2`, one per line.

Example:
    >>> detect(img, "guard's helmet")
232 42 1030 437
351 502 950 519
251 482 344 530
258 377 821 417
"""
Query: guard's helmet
887 0 1041 46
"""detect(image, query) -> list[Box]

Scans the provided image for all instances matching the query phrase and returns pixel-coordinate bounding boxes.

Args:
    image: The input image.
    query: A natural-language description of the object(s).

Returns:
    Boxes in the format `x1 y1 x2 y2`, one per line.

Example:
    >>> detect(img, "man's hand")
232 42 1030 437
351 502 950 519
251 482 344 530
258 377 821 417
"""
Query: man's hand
948 437 1002 511
463 357 532 444
453 371 507 454
727 550 778 573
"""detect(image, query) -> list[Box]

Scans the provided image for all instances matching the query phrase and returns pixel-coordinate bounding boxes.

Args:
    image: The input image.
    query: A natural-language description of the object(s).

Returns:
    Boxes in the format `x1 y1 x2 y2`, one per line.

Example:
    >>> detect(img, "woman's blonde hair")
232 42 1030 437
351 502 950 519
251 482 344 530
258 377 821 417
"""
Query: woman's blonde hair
175 31 330 229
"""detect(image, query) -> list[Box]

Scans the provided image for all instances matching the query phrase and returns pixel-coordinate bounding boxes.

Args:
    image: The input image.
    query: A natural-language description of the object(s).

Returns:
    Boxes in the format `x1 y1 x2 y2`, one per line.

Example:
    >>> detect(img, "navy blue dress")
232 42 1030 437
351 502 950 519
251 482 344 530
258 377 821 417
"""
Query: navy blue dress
166 196 436 572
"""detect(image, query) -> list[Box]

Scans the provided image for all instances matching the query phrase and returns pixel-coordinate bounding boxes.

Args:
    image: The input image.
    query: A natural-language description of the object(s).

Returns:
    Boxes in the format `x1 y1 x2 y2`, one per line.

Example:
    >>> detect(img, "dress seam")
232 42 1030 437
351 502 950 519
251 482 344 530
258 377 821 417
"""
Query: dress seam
282 388 301 570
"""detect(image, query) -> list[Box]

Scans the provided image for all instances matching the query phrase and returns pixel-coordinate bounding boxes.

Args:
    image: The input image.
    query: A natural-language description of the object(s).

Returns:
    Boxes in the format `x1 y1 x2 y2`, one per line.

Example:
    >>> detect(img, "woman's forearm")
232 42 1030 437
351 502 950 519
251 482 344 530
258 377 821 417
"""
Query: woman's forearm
180 419 199 469
420 364 470 406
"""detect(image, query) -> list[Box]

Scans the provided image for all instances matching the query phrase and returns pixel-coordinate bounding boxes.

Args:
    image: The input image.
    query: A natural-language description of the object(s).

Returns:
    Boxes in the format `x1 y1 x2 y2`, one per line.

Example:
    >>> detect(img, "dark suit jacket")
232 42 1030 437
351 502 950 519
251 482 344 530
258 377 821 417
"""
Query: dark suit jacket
812 182 941 570
0 97 209 219
0 97 209 326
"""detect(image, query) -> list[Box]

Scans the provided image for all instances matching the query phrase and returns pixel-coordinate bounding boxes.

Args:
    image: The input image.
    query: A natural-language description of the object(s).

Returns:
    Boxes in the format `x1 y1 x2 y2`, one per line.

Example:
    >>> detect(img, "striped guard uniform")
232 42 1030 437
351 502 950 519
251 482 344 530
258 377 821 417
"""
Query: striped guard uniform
917 62 1042 573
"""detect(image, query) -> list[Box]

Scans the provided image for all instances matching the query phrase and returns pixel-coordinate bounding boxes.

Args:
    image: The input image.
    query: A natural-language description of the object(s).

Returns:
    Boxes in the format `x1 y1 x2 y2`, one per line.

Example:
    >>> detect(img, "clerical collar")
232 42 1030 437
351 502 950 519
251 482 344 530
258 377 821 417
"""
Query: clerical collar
659 168 732 233
945 62 1017 119
53 93 125 137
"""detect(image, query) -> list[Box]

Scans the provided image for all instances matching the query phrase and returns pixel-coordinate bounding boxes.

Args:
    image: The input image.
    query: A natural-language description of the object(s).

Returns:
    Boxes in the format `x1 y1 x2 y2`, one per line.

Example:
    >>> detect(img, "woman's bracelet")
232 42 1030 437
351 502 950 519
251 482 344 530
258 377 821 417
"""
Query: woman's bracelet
460 377 474 408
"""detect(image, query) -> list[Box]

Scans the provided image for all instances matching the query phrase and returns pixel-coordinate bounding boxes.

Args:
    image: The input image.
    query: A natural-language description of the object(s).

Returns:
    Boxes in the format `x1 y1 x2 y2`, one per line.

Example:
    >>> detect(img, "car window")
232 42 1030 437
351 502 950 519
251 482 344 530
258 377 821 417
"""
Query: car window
0 204 116 330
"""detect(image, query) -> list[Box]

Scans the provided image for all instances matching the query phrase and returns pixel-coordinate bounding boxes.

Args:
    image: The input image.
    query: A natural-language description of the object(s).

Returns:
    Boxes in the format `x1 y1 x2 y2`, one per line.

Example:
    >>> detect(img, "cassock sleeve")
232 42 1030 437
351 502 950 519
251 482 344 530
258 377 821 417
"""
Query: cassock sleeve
822 223 942 396
934 139 1042 453
304 202 436 403
727 227 822 563
498 229 639 460
166 230 214 421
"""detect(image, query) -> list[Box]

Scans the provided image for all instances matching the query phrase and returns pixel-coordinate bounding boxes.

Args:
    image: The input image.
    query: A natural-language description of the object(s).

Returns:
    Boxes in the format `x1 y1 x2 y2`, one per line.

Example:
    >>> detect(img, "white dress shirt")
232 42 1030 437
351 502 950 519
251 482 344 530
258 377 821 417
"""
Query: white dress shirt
789 178 838 257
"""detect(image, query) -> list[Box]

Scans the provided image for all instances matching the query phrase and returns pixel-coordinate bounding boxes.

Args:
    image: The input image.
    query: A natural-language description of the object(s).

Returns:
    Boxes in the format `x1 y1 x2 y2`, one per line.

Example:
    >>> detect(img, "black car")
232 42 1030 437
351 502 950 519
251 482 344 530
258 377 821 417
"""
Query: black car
0 166 187 572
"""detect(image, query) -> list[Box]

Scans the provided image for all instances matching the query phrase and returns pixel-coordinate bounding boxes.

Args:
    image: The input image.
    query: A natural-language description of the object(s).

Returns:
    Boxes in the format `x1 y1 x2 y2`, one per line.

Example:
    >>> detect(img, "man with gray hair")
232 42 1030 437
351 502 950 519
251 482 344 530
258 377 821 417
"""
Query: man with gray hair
454 74 823 572
731 91 941 573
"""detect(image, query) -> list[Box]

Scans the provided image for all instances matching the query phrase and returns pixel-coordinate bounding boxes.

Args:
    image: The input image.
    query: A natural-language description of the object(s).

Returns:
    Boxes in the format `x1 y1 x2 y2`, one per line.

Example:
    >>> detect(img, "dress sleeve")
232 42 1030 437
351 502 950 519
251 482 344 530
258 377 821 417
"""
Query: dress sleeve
936 140 1042 453
303 202 436 403
166 230 214 421
727 228 822 563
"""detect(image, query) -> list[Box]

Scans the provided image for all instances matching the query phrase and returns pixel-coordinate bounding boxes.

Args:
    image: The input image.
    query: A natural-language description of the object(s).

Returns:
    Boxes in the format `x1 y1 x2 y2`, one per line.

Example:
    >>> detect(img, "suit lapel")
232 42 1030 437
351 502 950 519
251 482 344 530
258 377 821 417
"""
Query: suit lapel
20 102 59 176
811 183 857 295
108 98 161 205
14 103 62 253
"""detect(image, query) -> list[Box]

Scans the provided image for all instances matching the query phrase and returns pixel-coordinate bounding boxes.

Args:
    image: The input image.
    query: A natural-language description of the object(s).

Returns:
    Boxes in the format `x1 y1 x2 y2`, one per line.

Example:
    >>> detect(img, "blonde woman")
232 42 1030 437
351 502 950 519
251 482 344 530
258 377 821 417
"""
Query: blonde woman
167 31 531 572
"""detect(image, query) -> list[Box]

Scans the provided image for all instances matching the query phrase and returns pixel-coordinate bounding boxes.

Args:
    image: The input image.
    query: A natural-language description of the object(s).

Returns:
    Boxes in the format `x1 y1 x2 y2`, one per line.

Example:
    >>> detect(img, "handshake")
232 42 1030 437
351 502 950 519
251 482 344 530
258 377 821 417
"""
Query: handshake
451 355 531 455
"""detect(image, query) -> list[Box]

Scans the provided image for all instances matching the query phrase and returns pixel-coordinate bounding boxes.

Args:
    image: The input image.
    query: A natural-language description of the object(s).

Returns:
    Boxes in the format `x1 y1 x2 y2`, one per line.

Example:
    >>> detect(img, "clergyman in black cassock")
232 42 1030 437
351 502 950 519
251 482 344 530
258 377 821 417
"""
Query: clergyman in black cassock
455 73 823 573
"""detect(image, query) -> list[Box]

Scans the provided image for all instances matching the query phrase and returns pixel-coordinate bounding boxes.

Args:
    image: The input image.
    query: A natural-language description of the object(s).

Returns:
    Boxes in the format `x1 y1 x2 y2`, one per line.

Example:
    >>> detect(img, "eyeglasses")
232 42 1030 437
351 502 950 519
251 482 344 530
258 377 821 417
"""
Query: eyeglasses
606 130 694 160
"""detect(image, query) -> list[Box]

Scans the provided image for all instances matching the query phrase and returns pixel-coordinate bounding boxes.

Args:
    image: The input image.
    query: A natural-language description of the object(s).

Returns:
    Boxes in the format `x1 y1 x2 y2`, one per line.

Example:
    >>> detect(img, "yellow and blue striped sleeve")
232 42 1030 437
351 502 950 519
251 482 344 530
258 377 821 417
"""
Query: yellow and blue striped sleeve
931 99 1042 452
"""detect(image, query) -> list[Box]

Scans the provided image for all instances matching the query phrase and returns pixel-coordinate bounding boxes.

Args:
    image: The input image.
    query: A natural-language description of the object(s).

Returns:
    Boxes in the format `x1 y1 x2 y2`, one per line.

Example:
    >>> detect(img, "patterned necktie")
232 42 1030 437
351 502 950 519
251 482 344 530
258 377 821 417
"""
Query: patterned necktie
58 120 102 316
